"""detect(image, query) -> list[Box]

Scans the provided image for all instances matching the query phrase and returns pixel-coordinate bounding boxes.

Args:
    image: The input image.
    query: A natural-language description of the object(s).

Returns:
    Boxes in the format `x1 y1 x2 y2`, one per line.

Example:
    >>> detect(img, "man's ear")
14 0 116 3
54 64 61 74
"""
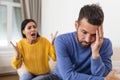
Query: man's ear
75 20 79 29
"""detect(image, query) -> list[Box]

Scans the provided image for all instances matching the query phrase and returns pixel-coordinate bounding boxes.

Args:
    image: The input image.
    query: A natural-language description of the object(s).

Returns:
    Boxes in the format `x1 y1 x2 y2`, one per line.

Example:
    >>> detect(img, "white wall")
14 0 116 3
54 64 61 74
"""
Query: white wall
0 50 15 74
41 0 120 47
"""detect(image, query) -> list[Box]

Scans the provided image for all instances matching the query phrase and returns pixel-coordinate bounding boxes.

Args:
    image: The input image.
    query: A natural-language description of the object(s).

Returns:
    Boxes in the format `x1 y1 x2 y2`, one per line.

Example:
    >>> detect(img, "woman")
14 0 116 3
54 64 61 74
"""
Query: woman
10 19 58 80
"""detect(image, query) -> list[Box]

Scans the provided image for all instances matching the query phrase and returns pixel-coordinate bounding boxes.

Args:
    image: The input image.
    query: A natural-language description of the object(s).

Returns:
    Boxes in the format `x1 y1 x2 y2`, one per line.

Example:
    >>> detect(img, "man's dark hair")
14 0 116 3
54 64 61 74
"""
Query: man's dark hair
78 4 104 25
21 19 40 38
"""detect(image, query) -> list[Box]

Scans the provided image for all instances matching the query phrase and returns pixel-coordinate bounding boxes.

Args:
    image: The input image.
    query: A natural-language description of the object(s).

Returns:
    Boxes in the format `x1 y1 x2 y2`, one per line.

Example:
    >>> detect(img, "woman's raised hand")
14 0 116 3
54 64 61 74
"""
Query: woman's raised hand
51 31 58 45
10 41 20 59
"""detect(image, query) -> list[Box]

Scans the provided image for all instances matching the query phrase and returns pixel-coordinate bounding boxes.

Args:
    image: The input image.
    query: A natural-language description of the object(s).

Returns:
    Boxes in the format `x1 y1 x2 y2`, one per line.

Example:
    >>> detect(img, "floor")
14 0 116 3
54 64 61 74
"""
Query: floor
0 74 19 80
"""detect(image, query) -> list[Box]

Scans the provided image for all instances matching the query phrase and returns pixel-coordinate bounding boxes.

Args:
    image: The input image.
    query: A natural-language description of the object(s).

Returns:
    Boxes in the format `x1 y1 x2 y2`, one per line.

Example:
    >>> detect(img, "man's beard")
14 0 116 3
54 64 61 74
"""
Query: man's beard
76 33 91 48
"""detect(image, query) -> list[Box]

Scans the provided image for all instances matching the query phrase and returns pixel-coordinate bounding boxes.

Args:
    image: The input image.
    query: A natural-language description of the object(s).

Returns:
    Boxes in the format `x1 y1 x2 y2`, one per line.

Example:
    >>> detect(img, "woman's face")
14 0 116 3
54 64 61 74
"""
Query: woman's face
22 21 38 41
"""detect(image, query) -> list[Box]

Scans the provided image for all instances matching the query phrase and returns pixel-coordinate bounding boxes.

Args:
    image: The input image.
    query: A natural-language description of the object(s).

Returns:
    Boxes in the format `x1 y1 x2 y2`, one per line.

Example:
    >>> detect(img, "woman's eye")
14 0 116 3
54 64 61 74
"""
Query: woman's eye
28 27 31 29
33 25 36 28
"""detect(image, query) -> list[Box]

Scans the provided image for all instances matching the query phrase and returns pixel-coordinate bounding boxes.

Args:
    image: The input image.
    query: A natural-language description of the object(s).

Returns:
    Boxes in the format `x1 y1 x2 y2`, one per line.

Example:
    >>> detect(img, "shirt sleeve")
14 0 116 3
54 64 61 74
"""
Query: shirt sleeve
54 36 105 80
11 57 22 69
48 42 56 61
11 42 23 69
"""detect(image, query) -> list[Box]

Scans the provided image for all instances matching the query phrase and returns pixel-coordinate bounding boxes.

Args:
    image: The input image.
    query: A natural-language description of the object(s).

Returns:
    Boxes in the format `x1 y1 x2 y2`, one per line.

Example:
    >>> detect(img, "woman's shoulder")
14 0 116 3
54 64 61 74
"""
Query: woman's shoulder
38 36 50 43
18 38 26 43
15 38 26 48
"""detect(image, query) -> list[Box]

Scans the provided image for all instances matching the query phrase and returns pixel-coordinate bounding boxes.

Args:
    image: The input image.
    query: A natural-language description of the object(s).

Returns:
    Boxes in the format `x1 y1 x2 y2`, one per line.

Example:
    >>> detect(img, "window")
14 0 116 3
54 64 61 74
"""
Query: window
0 0 22 48
0 5 7 46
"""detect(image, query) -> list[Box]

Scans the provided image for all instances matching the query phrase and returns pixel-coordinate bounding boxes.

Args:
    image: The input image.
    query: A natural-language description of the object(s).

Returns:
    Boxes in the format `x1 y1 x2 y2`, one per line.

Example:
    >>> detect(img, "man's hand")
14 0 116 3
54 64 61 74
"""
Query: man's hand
104 70 120 80
91 26 103 58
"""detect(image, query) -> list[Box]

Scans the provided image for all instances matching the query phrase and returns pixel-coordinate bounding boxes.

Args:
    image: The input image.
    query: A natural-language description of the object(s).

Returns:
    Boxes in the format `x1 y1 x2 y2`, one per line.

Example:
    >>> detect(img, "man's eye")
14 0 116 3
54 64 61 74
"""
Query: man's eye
82 31 87 34
91 34 96 37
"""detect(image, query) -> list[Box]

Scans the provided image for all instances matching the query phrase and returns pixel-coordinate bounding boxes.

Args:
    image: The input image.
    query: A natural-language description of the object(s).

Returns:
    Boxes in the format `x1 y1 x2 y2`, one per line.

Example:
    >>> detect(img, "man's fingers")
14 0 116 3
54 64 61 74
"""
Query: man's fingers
112 69 117 74
98 26 104 39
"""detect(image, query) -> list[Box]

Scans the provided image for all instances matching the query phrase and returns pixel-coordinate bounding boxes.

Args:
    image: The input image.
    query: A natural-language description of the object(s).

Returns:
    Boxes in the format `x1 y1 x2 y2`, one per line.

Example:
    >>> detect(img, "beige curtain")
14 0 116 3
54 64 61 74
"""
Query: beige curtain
20 0 41 32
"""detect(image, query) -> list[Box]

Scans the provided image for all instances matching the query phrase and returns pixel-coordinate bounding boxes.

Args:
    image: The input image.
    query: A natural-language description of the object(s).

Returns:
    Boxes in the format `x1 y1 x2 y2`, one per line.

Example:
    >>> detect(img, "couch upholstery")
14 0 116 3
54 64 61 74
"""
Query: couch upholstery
112 47 120 61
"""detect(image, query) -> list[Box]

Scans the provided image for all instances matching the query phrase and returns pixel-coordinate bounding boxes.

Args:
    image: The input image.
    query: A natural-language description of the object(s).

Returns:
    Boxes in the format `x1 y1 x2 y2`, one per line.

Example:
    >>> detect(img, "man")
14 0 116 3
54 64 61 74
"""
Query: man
54 4 120 80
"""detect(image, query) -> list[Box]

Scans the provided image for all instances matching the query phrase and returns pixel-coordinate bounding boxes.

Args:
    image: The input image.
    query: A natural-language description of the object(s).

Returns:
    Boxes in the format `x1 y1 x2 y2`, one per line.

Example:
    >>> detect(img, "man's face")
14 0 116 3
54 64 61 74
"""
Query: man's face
75 18 99 47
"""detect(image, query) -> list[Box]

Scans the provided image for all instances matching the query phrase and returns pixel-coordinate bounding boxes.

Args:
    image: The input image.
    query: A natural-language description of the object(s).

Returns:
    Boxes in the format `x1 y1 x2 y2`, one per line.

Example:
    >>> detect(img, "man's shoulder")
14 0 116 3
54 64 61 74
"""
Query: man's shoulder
103 37 112 44
102 37 112 49
57 31 76 39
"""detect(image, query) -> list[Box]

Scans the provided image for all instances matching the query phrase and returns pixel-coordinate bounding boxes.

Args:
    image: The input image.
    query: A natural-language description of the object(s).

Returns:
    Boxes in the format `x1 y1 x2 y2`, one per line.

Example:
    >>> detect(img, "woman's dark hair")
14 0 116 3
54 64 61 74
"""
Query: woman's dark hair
78 4 104 26
21 19 40 38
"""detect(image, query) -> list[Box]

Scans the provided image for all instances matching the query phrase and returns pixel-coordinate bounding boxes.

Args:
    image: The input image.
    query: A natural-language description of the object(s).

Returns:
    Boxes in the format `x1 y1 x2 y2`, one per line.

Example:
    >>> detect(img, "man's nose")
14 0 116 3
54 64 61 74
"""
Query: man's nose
85 35 91 42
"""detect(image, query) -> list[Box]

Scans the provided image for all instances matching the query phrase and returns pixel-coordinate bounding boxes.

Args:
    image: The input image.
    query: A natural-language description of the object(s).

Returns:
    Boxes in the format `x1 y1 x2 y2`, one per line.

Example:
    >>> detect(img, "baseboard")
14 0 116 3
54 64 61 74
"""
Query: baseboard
0 72 18 77
0 66 16 75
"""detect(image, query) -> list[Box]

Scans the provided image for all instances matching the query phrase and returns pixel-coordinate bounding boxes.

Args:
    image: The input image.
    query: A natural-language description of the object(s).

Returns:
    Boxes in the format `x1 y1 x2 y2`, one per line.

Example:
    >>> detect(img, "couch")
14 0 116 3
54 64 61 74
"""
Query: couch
17 47 120 77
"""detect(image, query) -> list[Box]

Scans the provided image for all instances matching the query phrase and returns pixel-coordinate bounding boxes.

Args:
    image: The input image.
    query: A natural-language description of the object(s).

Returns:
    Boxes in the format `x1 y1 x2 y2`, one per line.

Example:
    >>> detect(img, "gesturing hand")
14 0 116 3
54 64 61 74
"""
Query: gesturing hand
51 31 58 45
10 41 20 59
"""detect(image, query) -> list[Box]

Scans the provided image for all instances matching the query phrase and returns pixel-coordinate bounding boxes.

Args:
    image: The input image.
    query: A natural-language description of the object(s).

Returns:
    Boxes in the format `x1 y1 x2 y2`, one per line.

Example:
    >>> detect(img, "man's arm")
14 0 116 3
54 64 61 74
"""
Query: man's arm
91 56 112 76
91 26 113 76
91 39 113 76
55 36 104 80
